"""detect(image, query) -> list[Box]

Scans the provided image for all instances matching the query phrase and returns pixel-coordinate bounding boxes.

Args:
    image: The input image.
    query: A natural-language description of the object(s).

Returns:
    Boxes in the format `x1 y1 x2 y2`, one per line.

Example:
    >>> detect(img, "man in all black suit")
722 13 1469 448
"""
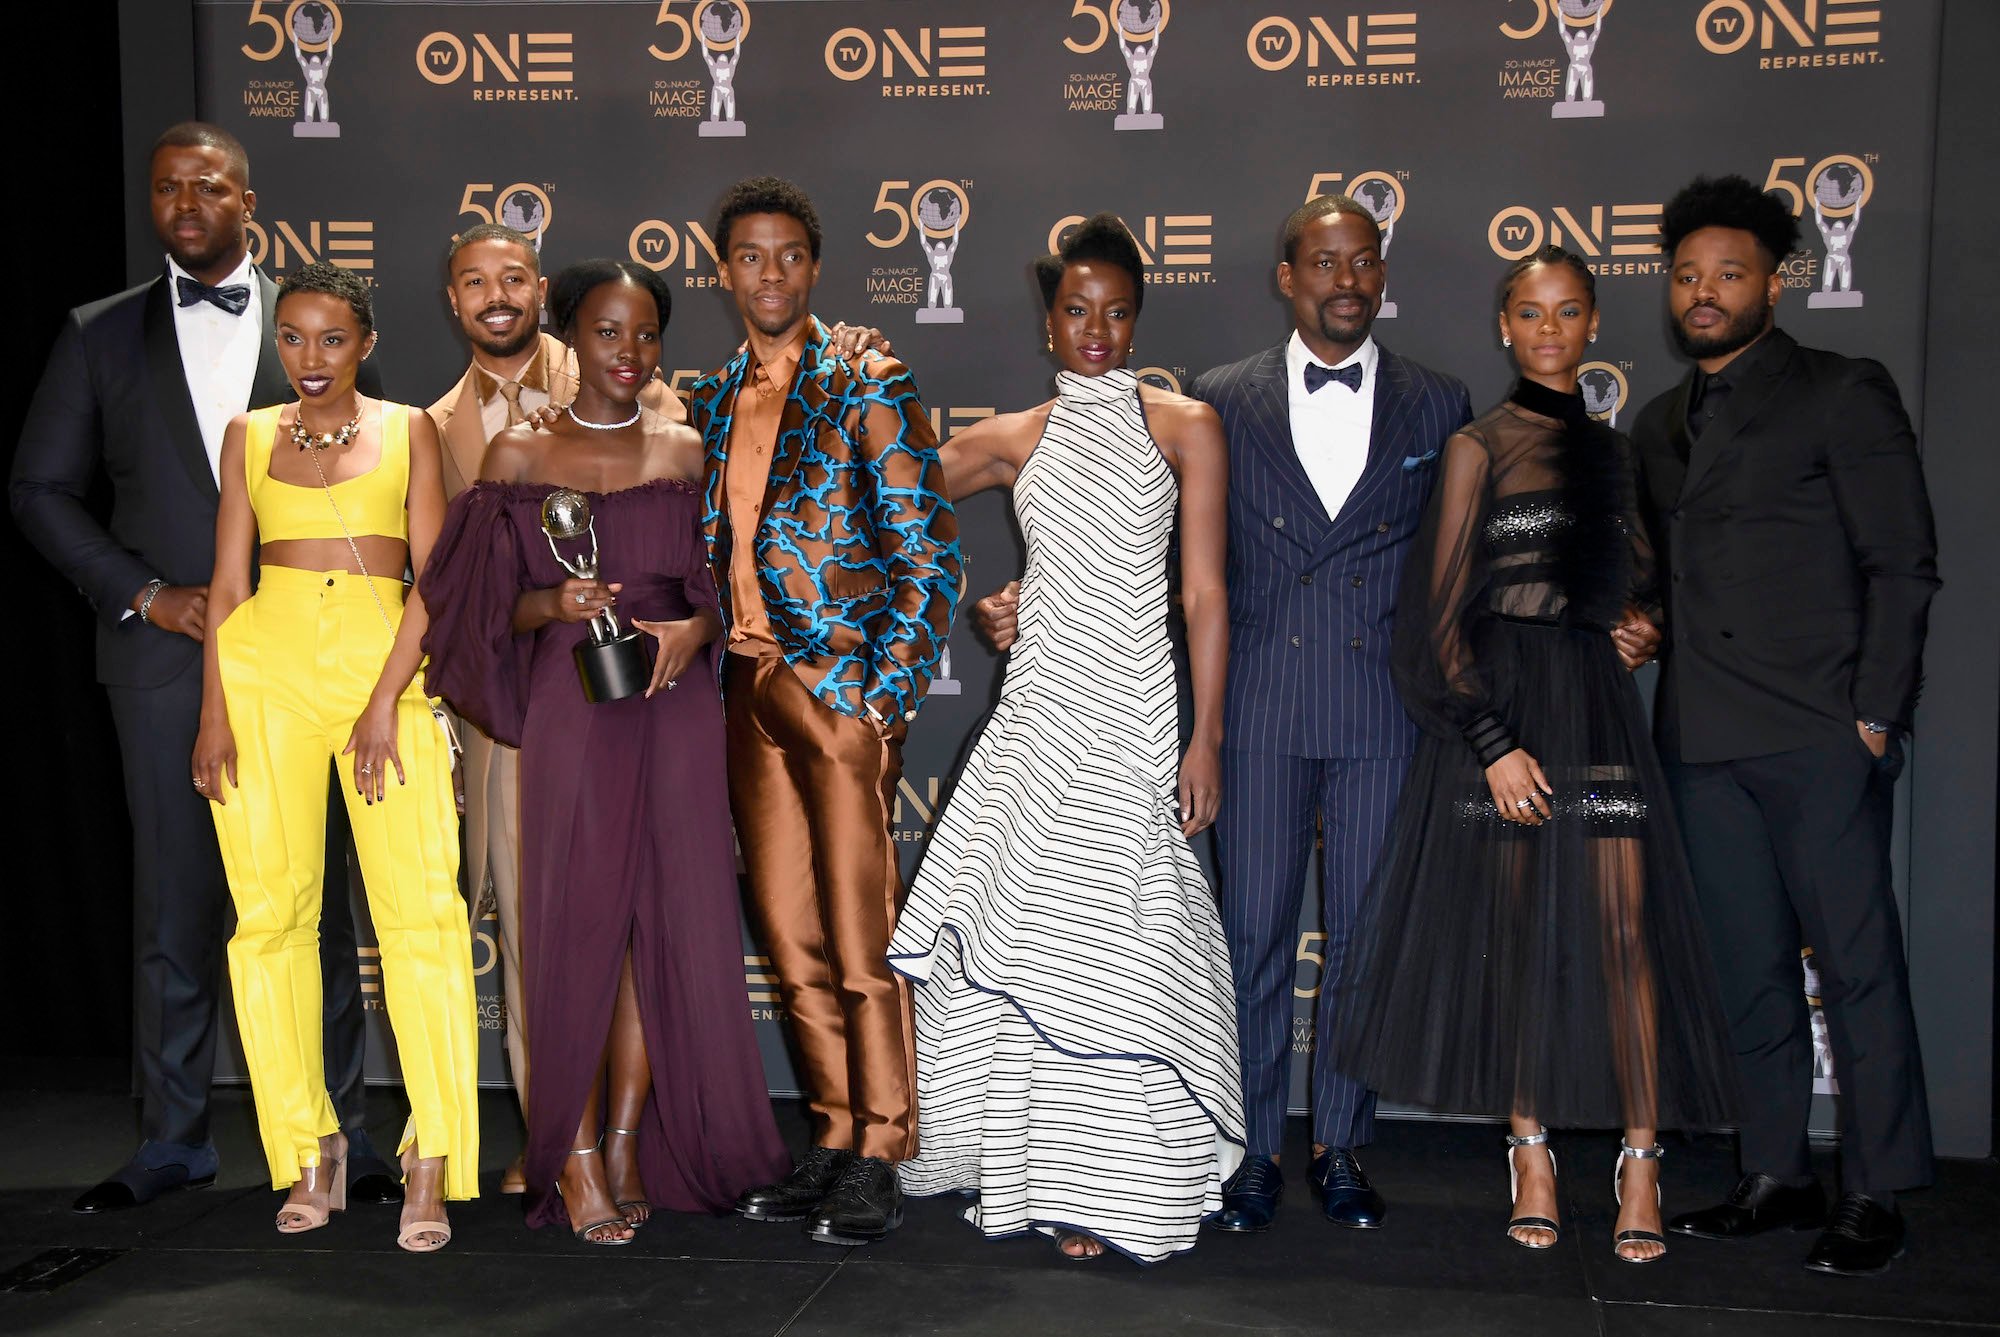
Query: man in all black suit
1628 176 1938 1277
11 122 399 1213
975 197 1471 1233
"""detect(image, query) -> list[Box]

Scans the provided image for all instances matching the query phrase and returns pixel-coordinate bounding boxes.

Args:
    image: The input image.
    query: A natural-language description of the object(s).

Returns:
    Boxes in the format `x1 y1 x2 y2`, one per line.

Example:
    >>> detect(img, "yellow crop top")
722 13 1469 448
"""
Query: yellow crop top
246 402 412 543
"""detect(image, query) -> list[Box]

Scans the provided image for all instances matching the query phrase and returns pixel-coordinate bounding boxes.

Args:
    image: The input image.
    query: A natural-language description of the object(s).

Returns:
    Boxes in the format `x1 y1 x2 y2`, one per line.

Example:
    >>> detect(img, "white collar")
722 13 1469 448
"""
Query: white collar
1286 331 1378 384
166 252 258 295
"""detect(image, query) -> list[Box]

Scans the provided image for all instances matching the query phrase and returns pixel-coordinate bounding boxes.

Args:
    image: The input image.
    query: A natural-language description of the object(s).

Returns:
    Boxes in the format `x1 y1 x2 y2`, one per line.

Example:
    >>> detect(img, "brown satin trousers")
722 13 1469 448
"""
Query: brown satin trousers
725 652 918 1162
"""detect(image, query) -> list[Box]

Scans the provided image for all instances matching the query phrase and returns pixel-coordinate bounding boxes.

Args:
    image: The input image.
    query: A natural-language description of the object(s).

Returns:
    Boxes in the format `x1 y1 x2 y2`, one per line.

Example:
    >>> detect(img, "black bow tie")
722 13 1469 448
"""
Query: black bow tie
176 275 252 317
1303 360 1363 394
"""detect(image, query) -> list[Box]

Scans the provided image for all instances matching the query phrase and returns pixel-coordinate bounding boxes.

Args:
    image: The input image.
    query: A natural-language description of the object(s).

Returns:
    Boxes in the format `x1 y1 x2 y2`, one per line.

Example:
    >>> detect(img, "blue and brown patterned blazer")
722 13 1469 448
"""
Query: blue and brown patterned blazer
691 316 961 727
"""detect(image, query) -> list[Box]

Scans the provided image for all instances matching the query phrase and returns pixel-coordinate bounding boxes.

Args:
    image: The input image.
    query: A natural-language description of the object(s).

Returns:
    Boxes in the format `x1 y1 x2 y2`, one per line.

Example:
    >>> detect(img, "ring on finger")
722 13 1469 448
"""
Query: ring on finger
576 592 586 605
192 777 207 790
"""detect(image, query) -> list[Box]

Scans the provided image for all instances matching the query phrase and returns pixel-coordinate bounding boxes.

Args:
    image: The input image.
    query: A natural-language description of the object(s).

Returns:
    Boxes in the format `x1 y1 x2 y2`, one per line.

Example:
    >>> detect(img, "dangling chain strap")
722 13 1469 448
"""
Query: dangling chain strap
299 406 463 767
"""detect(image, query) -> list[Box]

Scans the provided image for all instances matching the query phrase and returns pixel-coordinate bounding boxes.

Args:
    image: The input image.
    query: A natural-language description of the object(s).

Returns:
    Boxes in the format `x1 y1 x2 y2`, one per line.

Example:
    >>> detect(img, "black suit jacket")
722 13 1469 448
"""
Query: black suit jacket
11 268 377 689
1630 328 1938 764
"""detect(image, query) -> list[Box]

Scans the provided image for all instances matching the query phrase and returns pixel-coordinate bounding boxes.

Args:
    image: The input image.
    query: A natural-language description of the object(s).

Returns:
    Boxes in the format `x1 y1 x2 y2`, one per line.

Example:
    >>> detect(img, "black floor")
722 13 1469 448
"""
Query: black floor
3 1060 1994 1336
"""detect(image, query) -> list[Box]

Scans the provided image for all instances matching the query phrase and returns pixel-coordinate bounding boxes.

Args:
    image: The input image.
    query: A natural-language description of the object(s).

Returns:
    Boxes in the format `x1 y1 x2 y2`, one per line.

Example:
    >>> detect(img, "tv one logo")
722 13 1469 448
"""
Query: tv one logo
1696 0 1881 56
825 26 986 80
627 219 724 288
246 219 373 275
418 31 575 84
1487 203 1661 261
1245 12 1418 72
1046 214 1211 268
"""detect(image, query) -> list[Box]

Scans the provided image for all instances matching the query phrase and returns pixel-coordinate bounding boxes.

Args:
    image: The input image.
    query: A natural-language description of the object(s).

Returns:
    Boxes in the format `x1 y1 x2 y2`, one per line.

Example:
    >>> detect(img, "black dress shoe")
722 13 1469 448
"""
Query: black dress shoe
805 1156 903 1246
1803 1194 1905 1277
736 1146 853 1222
1211 1155 1283 1233
343 1129 404 1205
1669 1173 1826 1240
71 1149 218 1215
1311 1148 1387 1229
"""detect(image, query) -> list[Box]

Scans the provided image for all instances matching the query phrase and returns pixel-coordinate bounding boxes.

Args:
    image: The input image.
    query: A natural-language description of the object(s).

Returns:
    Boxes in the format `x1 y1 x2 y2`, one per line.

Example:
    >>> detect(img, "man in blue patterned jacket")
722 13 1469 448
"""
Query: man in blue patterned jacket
689 176 961 1249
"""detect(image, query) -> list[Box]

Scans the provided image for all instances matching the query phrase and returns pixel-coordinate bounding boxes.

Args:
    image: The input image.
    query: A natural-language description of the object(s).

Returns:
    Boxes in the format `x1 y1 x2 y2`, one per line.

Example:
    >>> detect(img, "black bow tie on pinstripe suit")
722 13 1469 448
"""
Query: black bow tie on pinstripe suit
1303 361 1363 393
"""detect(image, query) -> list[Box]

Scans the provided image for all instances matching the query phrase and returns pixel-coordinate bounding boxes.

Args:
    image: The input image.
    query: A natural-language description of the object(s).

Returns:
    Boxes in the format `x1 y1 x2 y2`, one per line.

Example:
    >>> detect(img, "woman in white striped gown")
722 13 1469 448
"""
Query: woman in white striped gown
887 215 1243 1263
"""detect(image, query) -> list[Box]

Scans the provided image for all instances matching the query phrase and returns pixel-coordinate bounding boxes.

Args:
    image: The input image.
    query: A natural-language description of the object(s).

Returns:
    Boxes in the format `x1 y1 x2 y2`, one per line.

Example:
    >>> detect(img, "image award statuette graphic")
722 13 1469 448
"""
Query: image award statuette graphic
927 641 962 696
289 0 342 138
541 489 650 704
696 0 749 138
913 183 969 326
1348 172 1403 319
1807 156 1870 310
1577 361 1629 429
1551 0 1608 120
1114 0 1167 132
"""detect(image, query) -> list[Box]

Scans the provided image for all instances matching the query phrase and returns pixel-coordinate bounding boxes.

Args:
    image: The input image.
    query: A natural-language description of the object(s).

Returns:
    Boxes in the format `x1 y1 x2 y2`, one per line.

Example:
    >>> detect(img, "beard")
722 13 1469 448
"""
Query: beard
466 306 539 359
1316 297 1376 348
166 226 242 276
1671 292 1770 360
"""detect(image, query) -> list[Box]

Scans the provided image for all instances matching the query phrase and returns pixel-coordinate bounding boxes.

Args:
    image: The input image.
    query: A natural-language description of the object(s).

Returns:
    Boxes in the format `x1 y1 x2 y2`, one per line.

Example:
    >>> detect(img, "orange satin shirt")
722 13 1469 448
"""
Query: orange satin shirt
722 367 786 656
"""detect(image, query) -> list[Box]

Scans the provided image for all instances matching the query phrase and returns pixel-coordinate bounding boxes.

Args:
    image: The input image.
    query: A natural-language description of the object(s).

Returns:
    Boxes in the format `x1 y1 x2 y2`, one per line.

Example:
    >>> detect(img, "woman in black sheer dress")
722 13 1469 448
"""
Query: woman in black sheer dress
1337 248 1734 1263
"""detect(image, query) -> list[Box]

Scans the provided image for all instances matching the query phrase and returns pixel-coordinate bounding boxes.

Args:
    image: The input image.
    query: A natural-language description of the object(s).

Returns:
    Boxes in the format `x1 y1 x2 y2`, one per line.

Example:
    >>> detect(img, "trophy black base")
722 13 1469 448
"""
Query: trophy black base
575 631 651 704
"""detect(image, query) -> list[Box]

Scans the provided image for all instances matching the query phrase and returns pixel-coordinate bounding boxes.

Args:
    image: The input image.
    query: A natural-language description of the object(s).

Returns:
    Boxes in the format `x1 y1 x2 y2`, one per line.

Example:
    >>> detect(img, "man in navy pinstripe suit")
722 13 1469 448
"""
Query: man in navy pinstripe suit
978 197 1470 1232
1191 197 1470 1233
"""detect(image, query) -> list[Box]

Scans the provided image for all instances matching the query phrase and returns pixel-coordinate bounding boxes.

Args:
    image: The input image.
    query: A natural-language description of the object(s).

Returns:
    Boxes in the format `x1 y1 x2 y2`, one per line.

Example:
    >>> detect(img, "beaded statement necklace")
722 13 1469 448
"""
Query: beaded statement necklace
289 407 363 453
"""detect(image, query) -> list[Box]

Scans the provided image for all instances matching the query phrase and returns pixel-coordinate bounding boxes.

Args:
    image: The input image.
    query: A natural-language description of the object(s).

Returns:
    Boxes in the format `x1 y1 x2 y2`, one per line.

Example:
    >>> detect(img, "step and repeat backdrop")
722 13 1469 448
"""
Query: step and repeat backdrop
196 0 1938 1123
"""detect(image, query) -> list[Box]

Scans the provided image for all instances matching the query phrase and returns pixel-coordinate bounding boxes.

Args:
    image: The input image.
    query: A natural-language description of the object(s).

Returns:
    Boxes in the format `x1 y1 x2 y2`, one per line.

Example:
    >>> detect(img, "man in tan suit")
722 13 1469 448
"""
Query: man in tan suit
428 223 682 1192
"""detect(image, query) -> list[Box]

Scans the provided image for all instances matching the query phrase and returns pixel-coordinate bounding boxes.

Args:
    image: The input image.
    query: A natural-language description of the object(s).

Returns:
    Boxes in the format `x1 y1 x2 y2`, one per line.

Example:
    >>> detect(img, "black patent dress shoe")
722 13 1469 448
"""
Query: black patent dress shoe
805 1156 903 1246
344 1129 404 1205
1211 1155 1283 1233
1311 1148 1387 1229
737 1146 854 1222
71 1145 218 1215
1803 1194 1905 1276
1669 1173 1827 1240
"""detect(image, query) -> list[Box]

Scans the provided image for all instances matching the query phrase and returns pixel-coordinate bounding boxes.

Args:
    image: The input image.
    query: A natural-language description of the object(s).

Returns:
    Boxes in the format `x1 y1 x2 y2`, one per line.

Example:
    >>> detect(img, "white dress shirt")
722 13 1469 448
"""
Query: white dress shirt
167 252 262 485
1285 331 1378 523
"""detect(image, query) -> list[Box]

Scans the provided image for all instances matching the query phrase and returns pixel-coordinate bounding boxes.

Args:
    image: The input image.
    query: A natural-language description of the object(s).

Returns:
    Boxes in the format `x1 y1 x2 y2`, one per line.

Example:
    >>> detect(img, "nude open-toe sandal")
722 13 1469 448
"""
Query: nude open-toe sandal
397 1147 452 1253
277 1135 347 1234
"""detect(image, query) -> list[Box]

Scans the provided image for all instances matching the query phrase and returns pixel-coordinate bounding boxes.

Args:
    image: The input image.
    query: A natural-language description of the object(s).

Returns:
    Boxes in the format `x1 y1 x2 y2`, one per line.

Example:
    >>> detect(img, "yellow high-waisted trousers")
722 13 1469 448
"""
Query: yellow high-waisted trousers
210 566 478 1198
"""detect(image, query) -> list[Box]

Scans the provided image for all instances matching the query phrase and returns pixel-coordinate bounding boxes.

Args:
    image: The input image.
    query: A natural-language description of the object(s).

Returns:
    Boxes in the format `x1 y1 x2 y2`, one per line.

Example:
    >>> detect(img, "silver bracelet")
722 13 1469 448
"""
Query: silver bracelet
137 579 168 625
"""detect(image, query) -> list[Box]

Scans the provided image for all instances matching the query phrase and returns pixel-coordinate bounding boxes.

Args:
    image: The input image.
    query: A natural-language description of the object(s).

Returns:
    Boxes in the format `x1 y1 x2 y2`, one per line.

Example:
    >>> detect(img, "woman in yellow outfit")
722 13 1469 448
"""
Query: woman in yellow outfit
192 262 477 1252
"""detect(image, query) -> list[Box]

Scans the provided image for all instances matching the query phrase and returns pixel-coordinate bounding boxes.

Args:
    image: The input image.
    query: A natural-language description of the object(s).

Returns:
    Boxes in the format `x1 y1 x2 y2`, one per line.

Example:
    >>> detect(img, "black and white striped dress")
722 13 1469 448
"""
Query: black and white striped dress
888 367 1245 1263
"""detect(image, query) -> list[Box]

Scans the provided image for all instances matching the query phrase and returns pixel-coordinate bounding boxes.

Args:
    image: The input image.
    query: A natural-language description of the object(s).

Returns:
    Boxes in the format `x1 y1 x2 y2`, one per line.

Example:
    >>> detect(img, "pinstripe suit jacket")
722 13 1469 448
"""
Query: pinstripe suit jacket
1192 343 1472 759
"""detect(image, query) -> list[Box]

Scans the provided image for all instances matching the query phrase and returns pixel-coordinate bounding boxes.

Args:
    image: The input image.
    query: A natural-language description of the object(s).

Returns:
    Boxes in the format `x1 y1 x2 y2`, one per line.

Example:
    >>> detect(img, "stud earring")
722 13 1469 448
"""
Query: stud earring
1503 337 1513 348
1589 333 1597 343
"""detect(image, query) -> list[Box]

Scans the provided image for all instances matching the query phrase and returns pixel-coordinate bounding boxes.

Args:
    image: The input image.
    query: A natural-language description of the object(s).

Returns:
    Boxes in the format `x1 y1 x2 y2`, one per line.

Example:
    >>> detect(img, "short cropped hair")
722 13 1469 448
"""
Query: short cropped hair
446 223 540 274
1660 175 1801 270
277 261 374 336
715 176 823 260
548 259 674 337
1497 244 1597 310
1033 213 1145 313
1281 194 1380 265
152 121 250 186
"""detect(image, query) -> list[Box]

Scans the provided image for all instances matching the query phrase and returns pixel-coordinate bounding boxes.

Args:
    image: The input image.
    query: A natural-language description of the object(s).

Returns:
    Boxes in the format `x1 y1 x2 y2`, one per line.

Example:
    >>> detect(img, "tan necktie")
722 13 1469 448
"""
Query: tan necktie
499 381 525 427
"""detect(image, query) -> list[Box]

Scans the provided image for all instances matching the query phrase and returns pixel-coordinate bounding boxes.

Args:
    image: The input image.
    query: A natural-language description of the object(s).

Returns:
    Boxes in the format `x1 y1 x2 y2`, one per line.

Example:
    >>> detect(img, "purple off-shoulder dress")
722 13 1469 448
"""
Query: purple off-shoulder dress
421 478 787 1228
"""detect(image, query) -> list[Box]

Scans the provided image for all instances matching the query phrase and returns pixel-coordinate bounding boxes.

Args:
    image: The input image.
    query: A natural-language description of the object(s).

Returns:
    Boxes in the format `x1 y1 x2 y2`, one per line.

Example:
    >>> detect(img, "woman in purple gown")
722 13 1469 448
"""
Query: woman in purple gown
421 260 786 1244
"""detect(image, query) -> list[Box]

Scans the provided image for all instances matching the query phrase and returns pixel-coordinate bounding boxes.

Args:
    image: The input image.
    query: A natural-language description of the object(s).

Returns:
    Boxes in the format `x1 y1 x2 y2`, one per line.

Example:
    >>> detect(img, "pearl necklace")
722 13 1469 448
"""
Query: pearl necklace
566 403 643 431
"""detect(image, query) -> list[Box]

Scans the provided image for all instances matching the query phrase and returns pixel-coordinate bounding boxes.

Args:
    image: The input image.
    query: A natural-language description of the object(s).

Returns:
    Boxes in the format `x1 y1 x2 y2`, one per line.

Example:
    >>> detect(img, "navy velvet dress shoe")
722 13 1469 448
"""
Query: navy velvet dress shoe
343 1127 404 1206
1803 1194 1906 1276
1669 1173 1827 1240
1211 1155 1283 1232
71 1141 219 1214
1311 1148 1387 1228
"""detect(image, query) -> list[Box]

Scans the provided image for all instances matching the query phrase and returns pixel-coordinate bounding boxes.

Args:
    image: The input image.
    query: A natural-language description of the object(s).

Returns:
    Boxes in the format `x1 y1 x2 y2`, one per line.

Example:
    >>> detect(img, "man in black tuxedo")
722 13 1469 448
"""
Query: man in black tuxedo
11 122 398 1213
1628 176 1938 1276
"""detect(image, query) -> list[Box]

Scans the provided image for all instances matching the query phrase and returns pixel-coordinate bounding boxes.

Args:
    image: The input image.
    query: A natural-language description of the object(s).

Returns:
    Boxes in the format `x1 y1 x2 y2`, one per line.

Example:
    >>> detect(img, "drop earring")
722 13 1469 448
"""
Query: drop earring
1045 332 1053 353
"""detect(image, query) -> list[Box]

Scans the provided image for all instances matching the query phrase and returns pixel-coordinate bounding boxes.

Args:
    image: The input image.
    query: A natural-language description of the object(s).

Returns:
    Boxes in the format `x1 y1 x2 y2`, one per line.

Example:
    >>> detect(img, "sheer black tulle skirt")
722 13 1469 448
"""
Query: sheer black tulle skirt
1336 619 1737 1130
